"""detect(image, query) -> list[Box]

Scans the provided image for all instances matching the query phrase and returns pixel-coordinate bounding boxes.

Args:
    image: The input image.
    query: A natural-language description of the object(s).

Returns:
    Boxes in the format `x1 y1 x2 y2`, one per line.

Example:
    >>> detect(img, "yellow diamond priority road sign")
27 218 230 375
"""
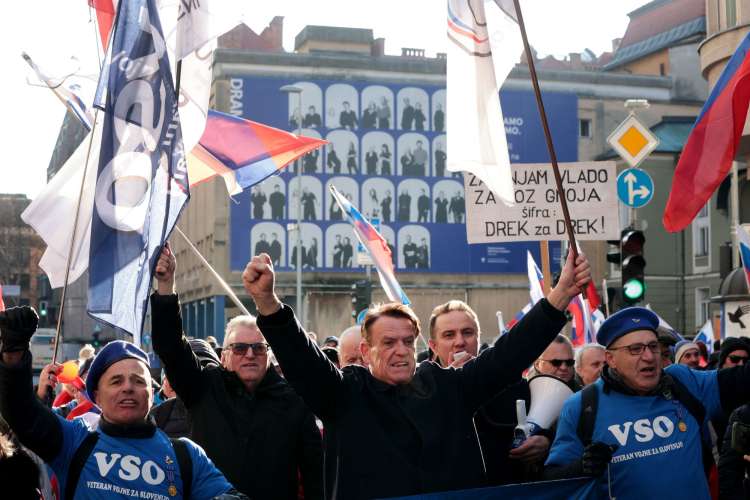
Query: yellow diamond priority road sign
607 115 660 167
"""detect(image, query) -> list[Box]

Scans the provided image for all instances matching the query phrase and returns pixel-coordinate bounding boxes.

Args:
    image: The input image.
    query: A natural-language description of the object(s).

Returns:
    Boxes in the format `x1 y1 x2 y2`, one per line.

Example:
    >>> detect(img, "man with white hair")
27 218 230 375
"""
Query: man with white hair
575 344 606 386
151 245 323 500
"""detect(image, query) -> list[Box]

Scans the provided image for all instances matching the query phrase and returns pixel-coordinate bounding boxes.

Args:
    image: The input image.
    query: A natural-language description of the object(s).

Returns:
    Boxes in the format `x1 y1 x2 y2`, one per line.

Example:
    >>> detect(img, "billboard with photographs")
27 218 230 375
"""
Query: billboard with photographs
228 76 578 274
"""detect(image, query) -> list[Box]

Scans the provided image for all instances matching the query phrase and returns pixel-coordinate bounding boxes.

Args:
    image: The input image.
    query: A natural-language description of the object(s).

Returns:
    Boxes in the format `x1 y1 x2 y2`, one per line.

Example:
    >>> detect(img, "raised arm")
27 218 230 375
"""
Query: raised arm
244 254 345 420
0 307 64 462
150 243 208 408
459 251 591 412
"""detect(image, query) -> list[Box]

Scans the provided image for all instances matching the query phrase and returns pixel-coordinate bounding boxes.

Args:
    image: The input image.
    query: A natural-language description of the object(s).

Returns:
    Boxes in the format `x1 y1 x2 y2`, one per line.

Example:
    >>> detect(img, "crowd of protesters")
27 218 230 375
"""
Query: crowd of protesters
3 246 750 499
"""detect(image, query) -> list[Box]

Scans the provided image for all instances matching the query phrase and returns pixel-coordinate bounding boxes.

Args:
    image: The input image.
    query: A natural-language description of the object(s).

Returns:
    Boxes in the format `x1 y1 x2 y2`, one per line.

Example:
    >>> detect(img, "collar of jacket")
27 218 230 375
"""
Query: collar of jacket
223 362 287 396
99 416 157 438
601 365 674 399
365 365 430 398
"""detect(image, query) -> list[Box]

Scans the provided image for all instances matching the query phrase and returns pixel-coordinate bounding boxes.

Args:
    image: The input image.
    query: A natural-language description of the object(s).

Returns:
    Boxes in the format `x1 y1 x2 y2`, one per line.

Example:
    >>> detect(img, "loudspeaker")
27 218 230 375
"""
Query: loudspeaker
526 374 574 430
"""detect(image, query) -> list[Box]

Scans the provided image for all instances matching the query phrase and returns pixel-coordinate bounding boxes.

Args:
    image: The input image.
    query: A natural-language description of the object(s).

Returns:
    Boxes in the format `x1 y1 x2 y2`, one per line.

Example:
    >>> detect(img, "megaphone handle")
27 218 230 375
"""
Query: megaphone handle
516 399 527 426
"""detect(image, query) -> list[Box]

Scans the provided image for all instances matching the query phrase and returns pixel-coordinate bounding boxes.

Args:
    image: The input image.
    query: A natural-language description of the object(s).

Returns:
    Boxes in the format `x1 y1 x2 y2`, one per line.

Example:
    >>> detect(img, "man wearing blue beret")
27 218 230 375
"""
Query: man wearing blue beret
545 306 749 498
0 306 246 499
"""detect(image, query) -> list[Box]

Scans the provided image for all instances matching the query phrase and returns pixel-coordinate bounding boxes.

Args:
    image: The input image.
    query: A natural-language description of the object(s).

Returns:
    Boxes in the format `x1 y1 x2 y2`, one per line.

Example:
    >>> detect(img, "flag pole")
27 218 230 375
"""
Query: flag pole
512 0 579 263
52 113 100 365
174 226 251 316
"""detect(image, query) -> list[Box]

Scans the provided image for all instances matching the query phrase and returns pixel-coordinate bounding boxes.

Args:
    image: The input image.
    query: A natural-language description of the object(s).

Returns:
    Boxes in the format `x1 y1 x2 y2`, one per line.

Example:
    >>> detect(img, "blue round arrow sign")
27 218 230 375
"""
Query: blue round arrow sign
617 168 654 208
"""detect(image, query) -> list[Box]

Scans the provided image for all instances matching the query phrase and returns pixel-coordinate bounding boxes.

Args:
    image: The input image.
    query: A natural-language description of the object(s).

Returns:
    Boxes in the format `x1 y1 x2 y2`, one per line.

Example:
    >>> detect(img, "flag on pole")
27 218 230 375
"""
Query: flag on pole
506 251 544 330
694 320 714 353
87 0 189 341
446 0 522 204
663 31 750 232
22 123 101 288
88 0 115 51
526 251 545 305
22 52 95 130
190 110 328 195
738 225 750 291
329 185 410 305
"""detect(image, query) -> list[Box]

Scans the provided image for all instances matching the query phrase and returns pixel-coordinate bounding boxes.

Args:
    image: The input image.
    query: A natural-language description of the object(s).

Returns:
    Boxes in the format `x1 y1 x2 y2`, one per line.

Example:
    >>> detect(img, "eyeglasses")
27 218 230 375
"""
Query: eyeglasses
728 355 749 364
229 342 269 356
609 341 659 356
540 358 575 368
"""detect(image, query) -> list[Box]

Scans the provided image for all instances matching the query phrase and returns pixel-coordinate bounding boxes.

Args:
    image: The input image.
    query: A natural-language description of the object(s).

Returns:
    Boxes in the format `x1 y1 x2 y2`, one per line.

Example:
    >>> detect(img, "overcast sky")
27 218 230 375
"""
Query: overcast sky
0 0 647 199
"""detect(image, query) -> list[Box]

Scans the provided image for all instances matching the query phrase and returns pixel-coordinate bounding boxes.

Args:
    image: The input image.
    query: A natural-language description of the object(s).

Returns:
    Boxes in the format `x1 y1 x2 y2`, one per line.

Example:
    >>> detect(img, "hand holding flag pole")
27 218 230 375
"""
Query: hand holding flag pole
512 0 580 266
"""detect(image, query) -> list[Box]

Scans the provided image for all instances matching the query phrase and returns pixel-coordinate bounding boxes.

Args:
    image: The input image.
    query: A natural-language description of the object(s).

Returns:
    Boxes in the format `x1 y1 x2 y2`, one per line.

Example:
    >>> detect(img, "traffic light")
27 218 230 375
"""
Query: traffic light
621 229 646 304
351 280 372 318
92 332 101 349
38 300 48 317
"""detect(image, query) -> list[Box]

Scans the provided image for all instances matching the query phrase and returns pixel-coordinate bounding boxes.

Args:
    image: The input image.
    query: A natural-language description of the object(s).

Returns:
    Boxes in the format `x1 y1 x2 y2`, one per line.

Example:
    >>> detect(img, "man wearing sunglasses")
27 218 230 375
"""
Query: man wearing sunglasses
150 245 323 500
545 307 750 499
532 335 578 388
242 250 590 499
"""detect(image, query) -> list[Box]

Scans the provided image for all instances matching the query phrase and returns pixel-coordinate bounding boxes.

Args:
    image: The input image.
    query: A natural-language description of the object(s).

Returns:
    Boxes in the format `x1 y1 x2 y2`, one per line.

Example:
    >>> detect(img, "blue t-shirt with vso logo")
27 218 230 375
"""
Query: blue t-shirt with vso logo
50 416 232 499
546 365 721 499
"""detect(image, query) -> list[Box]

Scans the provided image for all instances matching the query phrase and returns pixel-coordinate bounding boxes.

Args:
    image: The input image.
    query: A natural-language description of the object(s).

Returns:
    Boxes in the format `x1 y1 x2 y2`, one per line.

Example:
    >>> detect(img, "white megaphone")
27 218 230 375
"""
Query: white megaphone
512 375 574 447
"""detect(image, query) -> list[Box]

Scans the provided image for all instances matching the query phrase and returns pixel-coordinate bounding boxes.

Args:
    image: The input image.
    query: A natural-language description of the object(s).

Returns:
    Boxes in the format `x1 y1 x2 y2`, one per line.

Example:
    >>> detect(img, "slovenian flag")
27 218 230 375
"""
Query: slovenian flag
190 110 327 196
663 31 750 232
329 185 410 305
737 226 750 291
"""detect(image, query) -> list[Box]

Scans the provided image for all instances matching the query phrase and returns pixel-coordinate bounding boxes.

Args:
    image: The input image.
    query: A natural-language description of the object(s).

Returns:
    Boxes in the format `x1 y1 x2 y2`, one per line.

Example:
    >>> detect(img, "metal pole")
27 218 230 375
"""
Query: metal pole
280 85 305 324
295 100 303 325
731 161 740 269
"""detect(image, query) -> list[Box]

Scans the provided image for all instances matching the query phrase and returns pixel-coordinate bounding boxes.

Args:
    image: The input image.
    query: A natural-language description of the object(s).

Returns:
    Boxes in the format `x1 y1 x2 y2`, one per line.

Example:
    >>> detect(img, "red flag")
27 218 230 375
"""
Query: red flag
663 31 750 232
585 280 601 311
88 0 115 51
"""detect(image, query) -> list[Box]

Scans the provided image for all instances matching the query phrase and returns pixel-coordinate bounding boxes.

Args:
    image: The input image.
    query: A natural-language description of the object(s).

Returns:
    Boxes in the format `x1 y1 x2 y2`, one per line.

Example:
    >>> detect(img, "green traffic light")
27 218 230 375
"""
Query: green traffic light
623 278 645 301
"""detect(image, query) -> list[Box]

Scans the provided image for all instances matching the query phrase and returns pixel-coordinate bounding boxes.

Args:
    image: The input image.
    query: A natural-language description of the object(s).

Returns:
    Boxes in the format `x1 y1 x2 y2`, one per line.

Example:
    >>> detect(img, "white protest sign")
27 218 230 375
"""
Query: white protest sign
465 161 620 243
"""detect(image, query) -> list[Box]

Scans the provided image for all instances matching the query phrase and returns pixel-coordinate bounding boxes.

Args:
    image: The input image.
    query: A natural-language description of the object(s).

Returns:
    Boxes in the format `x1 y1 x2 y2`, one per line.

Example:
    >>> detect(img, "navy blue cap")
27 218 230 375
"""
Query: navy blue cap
86 340 150 400
596 307 659 347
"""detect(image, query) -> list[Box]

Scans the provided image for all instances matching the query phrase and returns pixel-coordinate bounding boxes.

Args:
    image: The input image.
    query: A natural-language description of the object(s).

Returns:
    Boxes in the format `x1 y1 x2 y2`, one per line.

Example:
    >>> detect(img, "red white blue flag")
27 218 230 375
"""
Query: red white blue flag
664 31 750 232
330 185 410 305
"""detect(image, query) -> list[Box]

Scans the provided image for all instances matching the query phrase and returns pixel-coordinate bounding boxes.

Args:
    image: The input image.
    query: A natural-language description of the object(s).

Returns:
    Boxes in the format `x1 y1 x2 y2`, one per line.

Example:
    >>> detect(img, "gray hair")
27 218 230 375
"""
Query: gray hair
575 343 606 370
224 315 259 347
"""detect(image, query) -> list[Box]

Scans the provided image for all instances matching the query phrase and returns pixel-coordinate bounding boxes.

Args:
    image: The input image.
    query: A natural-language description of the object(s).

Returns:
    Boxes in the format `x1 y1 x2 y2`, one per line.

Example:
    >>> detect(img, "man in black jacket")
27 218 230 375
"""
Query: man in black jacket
152 246 324 500
241 250 590 499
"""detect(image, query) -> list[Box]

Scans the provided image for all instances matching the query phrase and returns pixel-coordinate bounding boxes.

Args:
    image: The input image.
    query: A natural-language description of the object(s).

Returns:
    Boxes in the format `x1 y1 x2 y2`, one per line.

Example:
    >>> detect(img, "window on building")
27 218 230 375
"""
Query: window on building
695 287 710 326
659 63 666 76
727 0 737 28
692 201 711 271
579 118 591 138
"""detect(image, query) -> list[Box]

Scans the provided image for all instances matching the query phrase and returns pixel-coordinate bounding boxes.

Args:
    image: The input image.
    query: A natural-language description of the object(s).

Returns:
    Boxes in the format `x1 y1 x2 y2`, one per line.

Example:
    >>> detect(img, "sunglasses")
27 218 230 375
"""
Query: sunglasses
728 355 749 364
541 358 575 368
229 342 269 356
608 341 660 356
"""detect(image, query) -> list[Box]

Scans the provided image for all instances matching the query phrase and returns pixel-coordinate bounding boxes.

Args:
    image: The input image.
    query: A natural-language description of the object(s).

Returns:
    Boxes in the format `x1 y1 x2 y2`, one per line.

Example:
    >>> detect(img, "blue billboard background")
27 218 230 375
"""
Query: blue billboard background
229 76 577 274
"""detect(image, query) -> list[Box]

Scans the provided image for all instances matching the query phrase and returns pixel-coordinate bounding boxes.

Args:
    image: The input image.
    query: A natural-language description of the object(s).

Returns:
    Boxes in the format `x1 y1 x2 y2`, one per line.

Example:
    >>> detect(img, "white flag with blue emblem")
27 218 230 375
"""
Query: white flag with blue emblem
88 0 189 342
446 0 522 205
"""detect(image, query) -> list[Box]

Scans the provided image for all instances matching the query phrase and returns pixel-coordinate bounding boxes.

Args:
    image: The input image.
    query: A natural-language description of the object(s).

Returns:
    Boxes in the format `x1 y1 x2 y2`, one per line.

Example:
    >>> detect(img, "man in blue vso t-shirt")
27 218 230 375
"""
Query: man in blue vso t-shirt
0 306 246 499
545 307 750 499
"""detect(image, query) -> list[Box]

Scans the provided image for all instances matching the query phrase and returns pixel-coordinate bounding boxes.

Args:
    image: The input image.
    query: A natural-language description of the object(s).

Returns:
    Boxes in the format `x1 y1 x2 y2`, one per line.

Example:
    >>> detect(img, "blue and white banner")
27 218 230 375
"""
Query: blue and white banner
88 0 189 341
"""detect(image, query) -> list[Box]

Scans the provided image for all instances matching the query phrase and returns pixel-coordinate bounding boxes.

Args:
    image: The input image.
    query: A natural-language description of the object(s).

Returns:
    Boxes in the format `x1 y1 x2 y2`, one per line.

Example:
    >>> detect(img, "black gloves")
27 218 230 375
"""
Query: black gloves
0 306 39 353
581 441 617 476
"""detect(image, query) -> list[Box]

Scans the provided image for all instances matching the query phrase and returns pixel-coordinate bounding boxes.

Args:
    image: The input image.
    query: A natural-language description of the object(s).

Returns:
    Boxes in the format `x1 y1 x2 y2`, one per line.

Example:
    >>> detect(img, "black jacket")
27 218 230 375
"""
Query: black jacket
719 404 750 499
151 294 324 500
257 298 566 499
149 397 191 439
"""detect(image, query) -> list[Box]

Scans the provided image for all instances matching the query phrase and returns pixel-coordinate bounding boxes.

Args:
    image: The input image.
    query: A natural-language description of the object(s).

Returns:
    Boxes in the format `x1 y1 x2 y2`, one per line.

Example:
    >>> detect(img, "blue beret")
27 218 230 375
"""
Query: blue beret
596 307 659 347
86 340 150 400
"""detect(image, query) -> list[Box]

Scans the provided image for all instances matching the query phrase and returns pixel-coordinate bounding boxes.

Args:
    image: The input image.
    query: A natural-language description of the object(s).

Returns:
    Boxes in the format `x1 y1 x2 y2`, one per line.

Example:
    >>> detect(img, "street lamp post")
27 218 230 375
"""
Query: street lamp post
280 85 304 324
